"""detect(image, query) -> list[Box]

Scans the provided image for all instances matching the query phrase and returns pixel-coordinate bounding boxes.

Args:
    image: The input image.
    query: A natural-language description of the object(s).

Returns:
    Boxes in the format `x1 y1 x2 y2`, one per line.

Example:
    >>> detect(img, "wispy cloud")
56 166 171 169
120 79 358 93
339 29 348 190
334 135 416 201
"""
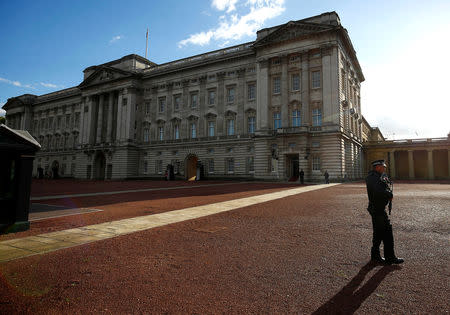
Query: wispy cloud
109 35 123 44
0 105 6 117
0 77 35 89
40 82 64 89
178 0 285 48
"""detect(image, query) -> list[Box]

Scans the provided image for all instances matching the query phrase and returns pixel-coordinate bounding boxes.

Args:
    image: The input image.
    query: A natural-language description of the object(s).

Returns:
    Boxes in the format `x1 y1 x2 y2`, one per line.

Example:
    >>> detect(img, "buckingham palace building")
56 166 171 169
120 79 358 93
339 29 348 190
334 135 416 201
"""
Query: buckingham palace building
2 12 366 182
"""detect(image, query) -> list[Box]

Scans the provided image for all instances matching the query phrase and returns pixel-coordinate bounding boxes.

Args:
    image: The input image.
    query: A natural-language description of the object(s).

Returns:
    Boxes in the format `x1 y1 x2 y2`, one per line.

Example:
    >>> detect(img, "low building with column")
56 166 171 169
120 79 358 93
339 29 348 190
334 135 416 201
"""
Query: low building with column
3 11 367 182
363 135 450 180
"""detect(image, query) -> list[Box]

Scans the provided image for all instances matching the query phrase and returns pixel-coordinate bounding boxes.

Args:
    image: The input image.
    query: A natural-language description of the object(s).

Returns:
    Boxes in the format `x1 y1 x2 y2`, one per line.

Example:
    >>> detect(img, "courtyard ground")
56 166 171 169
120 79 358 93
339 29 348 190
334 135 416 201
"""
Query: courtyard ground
0 179 449 314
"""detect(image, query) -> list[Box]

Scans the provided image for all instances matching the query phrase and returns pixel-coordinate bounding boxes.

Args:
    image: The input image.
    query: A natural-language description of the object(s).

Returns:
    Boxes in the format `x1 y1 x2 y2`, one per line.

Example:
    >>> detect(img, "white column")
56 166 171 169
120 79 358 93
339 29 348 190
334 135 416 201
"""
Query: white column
96 94 104 144
390 150 396 179
281 55 289 128
427 149 434 179
106 92 114 143
301 53 310 125
408 150 415 179
448 149 450 178
256 59 269 132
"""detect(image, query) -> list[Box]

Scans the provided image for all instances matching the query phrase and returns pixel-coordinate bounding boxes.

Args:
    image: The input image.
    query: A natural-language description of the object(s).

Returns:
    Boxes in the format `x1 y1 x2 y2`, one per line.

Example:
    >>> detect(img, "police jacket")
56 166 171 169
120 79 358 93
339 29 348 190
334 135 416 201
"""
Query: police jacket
365 170 393 214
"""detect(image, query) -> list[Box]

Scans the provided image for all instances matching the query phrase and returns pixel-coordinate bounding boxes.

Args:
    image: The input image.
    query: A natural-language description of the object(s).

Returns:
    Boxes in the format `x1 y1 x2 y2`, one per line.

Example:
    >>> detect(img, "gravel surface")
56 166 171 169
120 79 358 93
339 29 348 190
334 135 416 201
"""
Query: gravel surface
0 181 449 314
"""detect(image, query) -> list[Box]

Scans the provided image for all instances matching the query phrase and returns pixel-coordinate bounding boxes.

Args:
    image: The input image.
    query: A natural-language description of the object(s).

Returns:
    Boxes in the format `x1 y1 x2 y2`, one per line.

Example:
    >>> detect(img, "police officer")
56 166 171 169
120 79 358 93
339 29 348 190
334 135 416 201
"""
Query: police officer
366 160 404 264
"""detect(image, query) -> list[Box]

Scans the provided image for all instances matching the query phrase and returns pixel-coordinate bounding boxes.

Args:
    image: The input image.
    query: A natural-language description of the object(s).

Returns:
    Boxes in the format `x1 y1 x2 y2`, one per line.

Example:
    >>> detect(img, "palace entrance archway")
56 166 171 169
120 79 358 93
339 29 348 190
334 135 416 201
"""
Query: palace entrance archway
94 152 106 180
185 154 198 181
51 160 59 179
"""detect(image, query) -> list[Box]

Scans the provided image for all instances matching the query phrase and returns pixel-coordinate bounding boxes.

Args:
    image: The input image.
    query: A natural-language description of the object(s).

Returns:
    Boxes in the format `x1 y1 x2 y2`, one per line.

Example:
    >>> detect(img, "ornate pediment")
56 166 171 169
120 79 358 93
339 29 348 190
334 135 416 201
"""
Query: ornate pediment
254 21 335 47
79 66 133 89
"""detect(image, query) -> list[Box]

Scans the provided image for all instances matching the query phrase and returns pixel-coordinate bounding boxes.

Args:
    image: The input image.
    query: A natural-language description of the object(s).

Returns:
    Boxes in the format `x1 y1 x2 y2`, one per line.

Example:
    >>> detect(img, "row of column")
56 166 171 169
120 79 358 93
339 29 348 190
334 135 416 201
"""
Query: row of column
80 91 120 146
389 149 450 179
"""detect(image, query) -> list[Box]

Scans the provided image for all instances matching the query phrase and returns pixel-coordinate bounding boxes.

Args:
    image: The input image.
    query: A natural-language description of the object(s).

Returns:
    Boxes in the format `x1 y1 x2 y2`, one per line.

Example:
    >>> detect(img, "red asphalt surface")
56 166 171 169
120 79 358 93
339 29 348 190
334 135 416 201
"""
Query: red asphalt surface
0 180 449 314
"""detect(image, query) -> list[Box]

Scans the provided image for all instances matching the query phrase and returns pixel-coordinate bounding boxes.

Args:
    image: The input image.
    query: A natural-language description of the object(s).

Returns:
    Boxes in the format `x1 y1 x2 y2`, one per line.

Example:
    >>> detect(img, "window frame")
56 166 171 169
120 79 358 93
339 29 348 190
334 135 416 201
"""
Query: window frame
273 112 281 129
273 77 281 94
311 70 321 89
292 109 301 127
312 108 322 127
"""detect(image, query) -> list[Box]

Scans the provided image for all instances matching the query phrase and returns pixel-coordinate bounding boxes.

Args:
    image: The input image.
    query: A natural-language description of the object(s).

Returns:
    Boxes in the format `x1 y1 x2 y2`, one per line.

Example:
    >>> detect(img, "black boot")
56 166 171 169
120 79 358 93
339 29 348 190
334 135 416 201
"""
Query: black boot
371 248 385 263
385 257 404 264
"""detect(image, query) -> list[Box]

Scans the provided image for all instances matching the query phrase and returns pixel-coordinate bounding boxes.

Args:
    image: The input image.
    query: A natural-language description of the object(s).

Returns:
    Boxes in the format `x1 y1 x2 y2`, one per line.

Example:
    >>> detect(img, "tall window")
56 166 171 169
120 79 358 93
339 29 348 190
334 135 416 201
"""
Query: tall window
191 123 197 138
227 119 235 135
208 90 215 105
191 93 198 108
312 108 322 126
143 161 148 174
292 110 301 127
341 70 346 93
158 126 164 140
65 114 71 128
227 87 235 103
145 102 151 114
208 121 215 137
143 128 150 142
312 71 321 88
226 158 234 173
312 156 321 171
273 112 281 129
173 95 181 111
74 112 80 128
248 83 256 100
248 116 255 134
174 125 180 140
246 156 254 173
156 160 163 174
273 77 281 94
292 73 300 91
208 159 214 173
158 97 165 113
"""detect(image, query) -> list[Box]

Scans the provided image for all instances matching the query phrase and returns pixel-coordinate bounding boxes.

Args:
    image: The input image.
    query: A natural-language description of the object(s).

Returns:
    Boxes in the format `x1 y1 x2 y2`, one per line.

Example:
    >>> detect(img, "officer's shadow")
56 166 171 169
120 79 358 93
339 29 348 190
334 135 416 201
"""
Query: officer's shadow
311 261 401 315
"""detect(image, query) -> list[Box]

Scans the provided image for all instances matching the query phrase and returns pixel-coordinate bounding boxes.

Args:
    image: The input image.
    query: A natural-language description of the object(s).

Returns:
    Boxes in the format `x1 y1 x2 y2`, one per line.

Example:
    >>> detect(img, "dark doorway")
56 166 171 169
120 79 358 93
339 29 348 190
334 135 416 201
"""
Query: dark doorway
185 154 198 181
286 154 299 181
94 152 106 180
51 160 59 179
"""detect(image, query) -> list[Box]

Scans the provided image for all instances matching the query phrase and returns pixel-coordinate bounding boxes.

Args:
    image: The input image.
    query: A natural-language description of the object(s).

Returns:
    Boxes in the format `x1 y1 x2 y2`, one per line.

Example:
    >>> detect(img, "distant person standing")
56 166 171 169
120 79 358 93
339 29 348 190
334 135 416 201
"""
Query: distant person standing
299 169 305 184
324 170 330 184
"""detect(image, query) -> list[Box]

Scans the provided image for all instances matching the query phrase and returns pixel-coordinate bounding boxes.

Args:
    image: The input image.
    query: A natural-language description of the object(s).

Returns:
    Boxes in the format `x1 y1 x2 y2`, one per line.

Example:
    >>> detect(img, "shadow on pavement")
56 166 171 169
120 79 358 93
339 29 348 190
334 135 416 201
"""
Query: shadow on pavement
312 261 401 315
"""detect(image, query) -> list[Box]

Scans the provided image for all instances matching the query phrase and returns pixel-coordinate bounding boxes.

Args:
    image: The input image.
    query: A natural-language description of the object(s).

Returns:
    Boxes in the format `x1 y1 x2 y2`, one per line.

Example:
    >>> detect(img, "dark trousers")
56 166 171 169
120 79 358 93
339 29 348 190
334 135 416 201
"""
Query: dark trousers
370 211 395 259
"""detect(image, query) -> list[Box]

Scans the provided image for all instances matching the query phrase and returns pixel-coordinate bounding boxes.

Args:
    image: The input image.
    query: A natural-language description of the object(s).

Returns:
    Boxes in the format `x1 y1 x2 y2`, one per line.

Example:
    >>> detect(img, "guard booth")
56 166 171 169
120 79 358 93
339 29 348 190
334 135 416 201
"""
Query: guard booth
0 124 40 234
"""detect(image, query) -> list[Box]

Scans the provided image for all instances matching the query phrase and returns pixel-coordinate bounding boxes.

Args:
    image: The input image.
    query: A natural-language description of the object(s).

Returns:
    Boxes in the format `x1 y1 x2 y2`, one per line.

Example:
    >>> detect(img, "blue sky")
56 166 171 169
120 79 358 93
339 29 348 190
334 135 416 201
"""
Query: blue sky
1 0 449 139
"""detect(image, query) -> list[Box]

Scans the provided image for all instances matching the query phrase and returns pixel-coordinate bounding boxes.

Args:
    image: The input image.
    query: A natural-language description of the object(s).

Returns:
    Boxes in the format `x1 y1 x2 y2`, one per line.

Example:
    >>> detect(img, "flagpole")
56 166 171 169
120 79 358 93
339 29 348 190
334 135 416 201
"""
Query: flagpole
145 28 148 59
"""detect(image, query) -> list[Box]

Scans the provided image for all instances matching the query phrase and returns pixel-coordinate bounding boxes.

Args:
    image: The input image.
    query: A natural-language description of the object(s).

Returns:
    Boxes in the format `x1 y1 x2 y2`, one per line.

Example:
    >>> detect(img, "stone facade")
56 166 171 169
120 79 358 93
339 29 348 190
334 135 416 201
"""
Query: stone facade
3 12 367 182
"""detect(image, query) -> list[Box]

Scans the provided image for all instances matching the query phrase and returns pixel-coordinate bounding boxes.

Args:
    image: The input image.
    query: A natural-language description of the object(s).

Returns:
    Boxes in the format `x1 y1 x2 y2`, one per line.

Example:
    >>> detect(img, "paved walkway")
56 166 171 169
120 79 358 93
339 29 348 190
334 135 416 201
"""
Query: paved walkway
31 182 253 201
0 184 339 263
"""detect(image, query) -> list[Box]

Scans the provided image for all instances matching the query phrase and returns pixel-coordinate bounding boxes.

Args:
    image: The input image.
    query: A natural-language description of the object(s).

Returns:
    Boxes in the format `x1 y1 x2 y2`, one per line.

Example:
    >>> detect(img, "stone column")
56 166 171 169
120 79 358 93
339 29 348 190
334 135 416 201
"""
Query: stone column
448 149 450 177
427 149 434 179
301 53 310 125
106 92 114 143
408 150 415 179
216 73 225 135
115 90 124 142
96 94 104 144
88 96 97 145
236 69 245 135
79 97 86 145
390 150 396 179
281 55 289 128
256 59 269 132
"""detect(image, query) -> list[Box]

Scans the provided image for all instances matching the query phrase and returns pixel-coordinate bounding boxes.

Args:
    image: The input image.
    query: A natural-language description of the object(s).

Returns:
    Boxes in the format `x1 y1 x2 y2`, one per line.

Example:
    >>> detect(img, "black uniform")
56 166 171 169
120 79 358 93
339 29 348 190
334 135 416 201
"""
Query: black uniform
365 170 395 260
